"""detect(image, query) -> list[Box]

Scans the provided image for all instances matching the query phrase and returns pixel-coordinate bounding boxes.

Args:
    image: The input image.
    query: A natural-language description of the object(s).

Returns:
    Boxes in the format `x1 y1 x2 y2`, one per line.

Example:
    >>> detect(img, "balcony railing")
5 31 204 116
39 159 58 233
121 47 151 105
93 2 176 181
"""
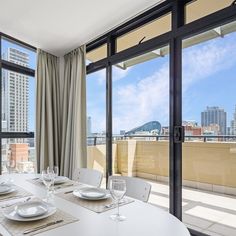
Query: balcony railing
87 135 236 146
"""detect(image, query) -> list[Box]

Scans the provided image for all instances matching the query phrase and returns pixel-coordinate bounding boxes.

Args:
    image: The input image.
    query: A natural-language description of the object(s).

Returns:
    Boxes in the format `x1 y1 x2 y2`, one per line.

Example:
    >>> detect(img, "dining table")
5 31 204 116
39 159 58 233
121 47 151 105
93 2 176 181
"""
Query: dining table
0 174 190 236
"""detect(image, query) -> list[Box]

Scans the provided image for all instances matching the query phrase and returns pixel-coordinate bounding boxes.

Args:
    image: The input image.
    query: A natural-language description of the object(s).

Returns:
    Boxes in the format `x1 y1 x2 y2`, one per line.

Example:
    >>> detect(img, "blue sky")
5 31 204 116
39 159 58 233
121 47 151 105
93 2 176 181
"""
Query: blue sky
87 32 236 134
1 39 36 132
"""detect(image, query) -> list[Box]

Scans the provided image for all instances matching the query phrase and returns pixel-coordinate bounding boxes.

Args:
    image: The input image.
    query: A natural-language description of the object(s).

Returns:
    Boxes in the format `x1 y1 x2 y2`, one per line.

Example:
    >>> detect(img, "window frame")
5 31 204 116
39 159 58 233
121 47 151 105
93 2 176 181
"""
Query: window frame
0 32 36 175
85 1 236 236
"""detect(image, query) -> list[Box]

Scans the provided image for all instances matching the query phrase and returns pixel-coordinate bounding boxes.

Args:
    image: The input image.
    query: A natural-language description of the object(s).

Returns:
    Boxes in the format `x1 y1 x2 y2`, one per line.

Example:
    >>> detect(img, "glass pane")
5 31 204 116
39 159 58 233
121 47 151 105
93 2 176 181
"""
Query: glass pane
182 20 236 235
2 69 35 132
185 0 233 24
116 13 171 52
1 138 35 174
86 44 107 64
1 37 36 69
113 44 170 210
86 69 106 187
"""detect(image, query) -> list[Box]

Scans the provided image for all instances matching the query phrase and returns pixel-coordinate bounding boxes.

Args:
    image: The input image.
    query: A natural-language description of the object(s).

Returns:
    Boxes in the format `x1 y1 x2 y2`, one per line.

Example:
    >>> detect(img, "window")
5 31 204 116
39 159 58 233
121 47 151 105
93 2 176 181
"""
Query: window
86 44 107 64
0 35 36 174
1 37 36 69
182 20 236 235
185 0 233 24
113 45 170 210
86 69 106 186
116 13 171 52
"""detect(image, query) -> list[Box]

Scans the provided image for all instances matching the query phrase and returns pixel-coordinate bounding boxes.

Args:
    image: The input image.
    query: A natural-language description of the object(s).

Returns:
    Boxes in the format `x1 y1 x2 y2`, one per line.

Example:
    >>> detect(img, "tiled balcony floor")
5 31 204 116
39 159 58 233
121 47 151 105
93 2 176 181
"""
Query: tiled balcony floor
147 180 236 236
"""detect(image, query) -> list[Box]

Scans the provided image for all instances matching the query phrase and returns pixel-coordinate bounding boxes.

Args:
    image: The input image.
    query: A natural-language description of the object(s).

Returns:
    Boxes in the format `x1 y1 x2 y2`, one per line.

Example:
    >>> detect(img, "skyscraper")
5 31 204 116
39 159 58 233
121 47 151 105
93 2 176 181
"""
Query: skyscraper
230 105 236 135
2 48 29 132
201 106 227 135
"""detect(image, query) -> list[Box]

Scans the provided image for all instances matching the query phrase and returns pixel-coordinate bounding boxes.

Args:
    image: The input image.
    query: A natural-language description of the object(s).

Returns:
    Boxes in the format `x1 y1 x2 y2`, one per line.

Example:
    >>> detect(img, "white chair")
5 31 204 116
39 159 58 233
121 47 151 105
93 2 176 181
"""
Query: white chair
108 175 151 202
72 168 103 188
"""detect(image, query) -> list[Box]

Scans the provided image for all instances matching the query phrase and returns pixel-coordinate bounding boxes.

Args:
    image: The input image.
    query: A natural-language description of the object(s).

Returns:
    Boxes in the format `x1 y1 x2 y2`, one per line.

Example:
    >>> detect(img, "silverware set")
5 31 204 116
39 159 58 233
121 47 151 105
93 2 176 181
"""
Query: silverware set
55 183 74 189
23 219 64 234
1 196 32 208
104 199 126 209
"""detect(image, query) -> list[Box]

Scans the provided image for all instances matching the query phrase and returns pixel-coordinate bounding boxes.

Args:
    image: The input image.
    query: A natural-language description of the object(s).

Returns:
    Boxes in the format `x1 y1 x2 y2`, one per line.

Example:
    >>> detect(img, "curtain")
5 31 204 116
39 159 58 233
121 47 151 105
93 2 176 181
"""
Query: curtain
60 45 87 178
36 49 61 173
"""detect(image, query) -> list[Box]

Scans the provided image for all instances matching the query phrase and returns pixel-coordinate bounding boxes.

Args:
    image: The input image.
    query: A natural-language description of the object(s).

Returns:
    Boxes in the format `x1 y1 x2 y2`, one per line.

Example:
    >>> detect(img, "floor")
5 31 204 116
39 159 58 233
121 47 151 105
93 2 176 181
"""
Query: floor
148 180 236 236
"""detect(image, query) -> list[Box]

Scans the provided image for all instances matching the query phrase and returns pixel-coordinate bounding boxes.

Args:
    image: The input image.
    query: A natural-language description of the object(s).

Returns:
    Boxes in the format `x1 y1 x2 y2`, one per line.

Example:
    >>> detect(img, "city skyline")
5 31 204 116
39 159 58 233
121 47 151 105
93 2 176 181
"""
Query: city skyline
87 103 236 135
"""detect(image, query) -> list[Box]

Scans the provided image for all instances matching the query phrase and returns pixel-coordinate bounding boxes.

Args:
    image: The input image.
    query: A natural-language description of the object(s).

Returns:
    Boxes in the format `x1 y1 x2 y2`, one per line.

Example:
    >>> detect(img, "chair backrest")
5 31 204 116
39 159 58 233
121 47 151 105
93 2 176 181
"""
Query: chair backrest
108 176 151 202
72 168 103 188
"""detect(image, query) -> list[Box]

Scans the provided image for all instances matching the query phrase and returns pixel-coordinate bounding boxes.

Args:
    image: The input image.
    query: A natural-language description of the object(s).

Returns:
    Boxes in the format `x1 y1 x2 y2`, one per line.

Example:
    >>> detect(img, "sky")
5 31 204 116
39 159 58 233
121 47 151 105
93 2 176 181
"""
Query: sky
1 39 36 132
87 31 236 134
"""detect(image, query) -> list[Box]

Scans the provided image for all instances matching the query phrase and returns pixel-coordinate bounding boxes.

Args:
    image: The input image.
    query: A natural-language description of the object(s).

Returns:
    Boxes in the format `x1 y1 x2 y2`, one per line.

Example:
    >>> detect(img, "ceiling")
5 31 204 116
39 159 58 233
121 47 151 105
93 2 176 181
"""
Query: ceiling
0 0 163 56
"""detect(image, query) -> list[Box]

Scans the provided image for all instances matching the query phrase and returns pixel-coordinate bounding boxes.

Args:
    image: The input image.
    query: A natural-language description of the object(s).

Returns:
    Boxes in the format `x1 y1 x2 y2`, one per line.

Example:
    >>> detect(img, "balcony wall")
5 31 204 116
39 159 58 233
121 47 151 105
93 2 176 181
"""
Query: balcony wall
87 140 236 194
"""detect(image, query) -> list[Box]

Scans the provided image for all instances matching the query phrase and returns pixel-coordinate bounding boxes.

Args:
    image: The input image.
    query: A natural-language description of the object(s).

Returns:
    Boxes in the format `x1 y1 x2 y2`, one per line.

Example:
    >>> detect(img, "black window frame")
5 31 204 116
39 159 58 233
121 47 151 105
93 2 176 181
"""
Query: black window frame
0 32 36 175
85 1 236 236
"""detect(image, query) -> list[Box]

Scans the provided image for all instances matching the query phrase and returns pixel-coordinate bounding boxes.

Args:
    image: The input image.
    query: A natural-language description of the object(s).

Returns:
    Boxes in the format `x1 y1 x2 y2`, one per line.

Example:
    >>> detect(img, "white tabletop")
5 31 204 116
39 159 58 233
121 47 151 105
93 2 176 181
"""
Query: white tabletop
0 174 190 236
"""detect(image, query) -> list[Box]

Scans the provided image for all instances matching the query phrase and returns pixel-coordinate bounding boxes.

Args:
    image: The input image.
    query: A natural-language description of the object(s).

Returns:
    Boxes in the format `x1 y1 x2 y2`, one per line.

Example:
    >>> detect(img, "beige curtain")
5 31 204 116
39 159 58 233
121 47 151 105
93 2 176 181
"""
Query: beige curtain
36 49 61 173
60 45 87 178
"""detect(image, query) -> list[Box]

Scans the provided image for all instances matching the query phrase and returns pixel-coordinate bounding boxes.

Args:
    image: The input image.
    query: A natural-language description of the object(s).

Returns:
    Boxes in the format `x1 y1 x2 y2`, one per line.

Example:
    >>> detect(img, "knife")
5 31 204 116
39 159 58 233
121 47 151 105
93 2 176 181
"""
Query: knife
23 220 63 234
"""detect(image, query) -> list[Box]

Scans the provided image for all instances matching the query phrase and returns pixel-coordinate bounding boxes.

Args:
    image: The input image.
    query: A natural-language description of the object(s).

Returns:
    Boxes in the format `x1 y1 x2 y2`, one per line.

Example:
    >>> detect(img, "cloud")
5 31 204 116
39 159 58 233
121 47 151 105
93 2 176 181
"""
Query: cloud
96 66 131 84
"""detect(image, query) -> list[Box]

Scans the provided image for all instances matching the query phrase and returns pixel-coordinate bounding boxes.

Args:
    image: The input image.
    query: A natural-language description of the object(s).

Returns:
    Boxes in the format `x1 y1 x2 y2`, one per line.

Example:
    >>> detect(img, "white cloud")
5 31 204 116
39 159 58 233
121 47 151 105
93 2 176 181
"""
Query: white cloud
96 66 131 84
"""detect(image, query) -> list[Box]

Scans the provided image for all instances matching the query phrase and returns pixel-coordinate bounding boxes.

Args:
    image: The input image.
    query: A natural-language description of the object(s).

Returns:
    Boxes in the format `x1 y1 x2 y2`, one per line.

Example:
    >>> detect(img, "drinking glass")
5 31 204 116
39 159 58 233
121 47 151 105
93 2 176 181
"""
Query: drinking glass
47 166 59 177
109 178 127 221
41 169 55 202
5 159 15 184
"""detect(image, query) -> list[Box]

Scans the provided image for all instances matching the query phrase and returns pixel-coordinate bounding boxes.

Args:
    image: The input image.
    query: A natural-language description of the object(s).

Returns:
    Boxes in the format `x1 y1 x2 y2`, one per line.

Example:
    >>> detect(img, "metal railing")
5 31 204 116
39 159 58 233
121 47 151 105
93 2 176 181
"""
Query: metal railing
87 135 236 146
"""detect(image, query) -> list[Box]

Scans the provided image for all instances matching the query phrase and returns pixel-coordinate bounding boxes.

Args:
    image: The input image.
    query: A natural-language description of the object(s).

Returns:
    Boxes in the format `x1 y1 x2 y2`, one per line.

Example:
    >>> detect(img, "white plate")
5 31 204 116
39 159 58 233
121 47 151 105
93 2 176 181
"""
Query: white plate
40 176 69 185
16 201 48 218
3 202 56 222
73 188 110 200
0 184 16 195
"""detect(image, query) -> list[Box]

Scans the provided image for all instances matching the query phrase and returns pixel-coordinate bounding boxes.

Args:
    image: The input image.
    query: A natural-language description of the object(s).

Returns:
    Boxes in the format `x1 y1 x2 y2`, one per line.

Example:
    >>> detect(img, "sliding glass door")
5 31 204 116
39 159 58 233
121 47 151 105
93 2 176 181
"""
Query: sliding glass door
182 20 236 235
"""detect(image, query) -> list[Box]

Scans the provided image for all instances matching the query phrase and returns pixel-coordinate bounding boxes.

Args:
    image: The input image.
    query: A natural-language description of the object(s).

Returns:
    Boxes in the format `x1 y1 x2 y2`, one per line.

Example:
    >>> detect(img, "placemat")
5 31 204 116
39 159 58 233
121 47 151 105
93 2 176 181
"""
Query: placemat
56 190 134 213
0 206 79 236
27 178 78 190
0 185 32 202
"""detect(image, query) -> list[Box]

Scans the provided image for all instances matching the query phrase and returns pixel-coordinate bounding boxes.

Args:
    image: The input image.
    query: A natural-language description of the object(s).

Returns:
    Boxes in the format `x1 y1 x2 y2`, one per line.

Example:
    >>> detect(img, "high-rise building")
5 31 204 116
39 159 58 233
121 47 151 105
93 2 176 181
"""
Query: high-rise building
87 116 92 136
230 105 236 135
201 106 227 135
2 48 29 132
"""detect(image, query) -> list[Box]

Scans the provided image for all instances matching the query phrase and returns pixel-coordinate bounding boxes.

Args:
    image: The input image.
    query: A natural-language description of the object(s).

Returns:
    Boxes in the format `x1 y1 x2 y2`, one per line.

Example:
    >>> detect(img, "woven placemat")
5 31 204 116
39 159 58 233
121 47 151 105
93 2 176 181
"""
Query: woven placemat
56 190 134 213
27 178 78 190
0 205 79 236
0 185 32 202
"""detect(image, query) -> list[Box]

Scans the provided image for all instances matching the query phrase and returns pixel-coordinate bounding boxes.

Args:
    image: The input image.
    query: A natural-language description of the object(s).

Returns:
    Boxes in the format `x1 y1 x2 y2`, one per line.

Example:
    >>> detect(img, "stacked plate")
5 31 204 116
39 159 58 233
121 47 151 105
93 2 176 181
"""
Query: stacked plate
3 200 56 221
73 187 110 200
0 183 16 195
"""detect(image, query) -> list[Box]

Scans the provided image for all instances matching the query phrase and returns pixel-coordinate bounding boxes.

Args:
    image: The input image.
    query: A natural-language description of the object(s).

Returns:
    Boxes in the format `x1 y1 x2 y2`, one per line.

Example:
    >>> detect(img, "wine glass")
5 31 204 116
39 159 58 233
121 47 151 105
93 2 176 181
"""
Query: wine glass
47 166 59 177
5 159 15 184
47 166 58 193
41 169 55 202
109 178 126 221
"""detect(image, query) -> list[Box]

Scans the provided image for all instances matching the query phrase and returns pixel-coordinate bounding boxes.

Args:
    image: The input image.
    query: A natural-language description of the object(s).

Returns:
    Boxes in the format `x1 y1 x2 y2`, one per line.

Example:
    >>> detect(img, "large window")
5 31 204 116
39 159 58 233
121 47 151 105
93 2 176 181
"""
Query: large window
112 45 170 210
0 35 36 174
86 69 106 186
182 20 236 236
86 1 236 236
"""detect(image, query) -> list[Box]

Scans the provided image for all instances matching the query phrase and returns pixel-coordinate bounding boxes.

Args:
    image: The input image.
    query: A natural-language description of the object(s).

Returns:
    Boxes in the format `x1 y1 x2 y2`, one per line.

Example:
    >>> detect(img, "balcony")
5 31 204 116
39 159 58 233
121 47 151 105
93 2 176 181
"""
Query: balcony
87 136 236 235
